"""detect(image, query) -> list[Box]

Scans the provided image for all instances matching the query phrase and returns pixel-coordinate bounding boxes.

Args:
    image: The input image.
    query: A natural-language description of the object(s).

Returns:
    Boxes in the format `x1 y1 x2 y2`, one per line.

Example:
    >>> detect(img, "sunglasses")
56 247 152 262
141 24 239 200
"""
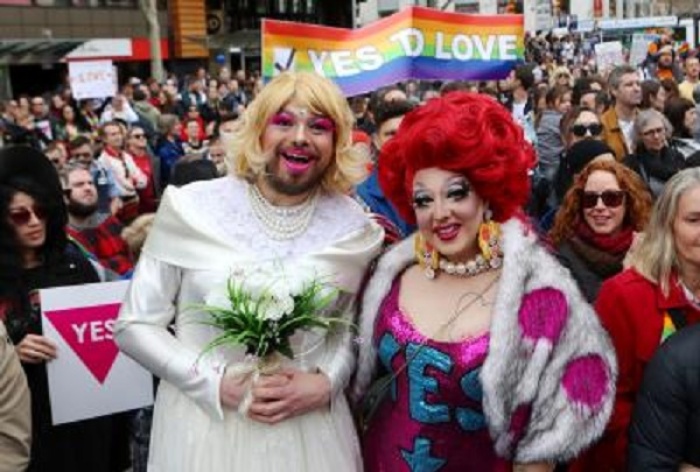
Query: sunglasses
8 206 47 226
571 123 603 137
72 152 92 159
580 190 626 209
130 134 146 139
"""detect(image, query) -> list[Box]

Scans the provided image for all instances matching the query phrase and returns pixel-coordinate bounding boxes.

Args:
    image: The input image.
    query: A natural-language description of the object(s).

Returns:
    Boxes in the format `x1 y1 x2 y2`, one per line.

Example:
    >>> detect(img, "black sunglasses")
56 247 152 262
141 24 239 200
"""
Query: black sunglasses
571 123 603 137
9 206 47 226
580 190 626 209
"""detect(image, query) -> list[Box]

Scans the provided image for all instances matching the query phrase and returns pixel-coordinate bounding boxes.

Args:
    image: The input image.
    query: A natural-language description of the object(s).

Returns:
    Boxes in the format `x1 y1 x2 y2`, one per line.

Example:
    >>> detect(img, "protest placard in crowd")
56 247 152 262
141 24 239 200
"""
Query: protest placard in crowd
41 281 153 425
594 41 625 73
629 33 659 67
68 60 118 100
262 6 524 96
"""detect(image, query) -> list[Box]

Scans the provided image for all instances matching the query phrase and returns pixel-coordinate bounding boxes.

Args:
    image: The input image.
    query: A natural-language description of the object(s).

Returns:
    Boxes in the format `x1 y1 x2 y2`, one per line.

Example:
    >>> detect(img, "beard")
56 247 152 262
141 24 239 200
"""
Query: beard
67 199 99 218
263 158 328 197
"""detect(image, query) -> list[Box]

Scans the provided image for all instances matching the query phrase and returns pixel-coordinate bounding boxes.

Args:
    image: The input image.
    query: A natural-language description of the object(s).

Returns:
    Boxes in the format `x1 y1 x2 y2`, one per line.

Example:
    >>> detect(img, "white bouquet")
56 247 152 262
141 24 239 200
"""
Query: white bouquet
200 263 342 362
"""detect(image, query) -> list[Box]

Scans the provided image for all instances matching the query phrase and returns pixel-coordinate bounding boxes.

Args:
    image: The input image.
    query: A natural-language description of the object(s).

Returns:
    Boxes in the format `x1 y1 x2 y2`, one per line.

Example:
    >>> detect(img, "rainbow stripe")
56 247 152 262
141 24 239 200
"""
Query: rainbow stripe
262 6 524 97
661 311 677 343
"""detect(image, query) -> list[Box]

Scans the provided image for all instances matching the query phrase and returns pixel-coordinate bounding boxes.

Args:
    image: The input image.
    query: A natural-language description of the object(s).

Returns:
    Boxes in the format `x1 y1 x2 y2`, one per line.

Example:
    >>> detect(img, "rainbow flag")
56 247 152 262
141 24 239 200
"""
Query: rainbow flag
262 6 524 97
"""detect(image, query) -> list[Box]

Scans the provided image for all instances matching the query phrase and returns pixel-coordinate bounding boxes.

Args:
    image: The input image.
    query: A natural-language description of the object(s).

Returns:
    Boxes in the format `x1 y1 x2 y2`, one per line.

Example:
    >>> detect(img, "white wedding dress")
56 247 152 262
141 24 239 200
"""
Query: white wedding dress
115 176 383 472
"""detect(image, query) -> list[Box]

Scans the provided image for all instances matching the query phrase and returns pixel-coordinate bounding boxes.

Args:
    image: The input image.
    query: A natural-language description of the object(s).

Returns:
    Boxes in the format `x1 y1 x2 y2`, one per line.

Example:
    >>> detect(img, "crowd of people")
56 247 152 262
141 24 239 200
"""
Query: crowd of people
0 29 700 472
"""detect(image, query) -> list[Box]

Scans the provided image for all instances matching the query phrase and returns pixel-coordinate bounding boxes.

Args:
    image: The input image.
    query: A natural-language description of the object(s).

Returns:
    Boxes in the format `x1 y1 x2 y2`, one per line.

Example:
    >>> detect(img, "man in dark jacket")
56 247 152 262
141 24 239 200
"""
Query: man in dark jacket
628 324 700 471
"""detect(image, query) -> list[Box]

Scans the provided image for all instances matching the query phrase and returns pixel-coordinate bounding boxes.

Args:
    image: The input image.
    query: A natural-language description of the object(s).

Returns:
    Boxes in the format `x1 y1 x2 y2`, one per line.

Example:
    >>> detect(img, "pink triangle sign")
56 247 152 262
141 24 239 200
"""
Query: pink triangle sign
44 303 122 385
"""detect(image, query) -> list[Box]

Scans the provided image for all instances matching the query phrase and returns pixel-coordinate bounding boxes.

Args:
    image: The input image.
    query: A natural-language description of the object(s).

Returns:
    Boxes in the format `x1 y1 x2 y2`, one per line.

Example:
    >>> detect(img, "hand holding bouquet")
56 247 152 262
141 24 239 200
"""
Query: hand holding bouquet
199 264 345 414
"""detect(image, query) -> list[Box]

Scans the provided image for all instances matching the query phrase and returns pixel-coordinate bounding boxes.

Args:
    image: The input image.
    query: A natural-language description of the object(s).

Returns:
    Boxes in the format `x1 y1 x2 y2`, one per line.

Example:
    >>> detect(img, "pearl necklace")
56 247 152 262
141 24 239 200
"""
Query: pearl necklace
438 252 502 277
424 236 502 279
247 183 318 240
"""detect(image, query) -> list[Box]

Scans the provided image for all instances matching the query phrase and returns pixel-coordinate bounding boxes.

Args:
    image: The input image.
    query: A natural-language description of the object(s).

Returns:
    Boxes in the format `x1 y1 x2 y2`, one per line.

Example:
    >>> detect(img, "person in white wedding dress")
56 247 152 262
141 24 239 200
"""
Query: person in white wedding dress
115 71 384 472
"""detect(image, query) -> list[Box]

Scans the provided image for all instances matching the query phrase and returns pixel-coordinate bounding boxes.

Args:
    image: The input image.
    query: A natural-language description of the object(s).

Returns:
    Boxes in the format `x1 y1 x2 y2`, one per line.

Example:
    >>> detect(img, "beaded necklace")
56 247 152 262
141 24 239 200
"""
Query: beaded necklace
247 183 318 241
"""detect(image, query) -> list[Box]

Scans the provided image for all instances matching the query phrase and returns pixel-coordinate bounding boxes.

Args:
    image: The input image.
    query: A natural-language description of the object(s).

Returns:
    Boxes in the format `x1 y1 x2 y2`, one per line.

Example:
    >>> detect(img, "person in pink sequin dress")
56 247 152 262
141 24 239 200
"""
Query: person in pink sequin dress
352 93 618 472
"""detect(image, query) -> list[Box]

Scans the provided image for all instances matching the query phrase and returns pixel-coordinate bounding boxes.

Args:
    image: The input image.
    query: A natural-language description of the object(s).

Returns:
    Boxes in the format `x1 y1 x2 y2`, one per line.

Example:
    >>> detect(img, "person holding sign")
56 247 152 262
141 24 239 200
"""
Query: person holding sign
115 72 383 472
351 93 616 471
0 146 124 472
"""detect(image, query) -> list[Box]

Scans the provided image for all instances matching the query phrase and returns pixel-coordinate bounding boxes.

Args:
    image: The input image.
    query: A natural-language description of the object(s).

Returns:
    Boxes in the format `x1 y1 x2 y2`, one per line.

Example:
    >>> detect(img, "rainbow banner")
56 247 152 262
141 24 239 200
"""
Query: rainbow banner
262 6 524 97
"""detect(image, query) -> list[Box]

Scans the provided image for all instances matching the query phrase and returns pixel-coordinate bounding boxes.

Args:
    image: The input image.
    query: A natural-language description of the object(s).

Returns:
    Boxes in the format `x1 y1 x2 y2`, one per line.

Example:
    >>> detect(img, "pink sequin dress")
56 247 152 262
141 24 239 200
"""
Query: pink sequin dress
363 280 511 472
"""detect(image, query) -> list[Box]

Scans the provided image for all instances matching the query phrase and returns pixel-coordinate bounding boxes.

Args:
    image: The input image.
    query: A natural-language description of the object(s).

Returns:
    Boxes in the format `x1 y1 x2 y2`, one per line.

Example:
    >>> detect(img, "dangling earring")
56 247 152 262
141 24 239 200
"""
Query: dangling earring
478 208 503 269
415 233 439 280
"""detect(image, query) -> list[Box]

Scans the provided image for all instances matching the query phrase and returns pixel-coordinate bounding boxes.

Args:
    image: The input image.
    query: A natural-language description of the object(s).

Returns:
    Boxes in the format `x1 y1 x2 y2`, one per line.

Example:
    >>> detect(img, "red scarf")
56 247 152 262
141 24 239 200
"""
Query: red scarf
103 145 122 159
574 220 634 255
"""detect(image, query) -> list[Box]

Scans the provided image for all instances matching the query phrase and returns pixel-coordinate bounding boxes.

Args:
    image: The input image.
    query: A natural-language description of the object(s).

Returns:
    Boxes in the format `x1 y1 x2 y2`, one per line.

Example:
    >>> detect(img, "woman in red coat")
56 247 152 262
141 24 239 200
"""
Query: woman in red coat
571 167 700 471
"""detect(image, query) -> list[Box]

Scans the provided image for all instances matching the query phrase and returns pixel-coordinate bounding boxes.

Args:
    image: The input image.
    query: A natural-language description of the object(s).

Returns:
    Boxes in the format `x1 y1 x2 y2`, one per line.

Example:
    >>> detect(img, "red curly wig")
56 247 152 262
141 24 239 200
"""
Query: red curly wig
378 92 536 224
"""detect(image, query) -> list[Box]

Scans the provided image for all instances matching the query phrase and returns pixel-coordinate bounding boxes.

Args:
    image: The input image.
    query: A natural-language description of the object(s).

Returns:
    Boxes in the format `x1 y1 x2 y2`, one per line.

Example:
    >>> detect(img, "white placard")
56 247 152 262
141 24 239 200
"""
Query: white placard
41 281 153 425
594 41 625 73
534 0 552 32
68 60 118 100
629 33 658 67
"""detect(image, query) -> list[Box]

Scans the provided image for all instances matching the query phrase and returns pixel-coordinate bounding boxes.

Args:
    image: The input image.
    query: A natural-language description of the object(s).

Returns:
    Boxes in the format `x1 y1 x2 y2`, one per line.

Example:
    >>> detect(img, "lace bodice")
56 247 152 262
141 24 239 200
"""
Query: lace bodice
186 176 370 260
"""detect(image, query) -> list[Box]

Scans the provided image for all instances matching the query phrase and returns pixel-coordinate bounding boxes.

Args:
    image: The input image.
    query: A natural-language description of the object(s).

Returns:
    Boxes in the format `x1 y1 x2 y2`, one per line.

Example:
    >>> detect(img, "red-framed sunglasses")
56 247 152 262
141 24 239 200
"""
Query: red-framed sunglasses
8 206 47 226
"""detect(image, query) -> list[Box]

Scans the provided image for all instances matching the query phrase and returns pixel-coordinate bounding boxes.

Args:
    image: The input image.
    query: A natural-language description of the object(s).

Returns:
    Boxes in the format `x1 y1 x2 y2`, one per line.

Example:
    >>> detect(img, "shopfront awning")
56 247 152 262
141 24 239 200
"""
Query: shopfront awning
0 39 84 65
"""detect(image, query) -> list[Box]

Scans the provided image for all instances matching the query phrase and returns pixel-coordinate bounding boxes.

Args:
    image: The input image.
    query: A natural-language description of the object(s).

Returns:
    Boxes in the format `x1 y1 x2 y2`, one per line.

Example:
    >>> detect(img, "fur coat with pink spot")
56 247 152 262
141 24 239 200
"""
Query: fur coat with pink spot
351 218 617 464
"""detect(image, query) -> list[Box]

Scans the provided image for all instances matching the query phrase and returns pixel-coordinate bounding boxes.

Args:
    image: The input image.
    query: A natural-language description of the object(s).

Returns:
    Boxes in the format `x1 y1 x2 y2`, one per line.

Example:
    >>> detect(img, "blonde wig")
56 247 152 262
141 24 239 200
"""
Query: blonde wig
226 71 368 194
630 167 700 295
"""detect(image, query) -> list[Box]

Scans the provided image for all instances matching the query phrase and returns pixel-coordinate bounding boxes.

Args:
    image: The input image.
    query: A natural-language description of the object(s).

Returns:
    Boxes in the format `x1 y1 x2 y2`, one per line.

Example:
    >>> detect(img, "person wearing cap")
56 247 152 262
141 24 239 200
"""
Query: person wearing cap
553 138 616 203
646 45 684 83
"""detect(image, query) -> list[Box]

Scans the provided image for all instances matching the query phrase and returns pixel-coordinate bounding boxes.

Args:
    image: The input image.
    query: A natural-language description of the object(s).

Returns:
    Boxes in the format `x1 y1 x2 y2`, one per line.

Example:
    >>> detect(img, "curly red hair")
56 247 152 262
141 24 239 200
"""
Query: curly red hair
378 92 536 224
549 159 653 246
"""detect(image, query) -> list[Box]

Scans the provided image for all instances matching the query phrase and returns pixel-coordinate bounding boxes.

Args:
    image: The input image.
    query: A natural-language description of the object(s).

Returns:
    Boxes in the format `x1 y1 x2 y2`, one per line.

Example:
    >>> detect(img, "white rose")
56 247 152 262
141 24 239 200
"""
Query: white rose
262 295 294 321
266 277 293 301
